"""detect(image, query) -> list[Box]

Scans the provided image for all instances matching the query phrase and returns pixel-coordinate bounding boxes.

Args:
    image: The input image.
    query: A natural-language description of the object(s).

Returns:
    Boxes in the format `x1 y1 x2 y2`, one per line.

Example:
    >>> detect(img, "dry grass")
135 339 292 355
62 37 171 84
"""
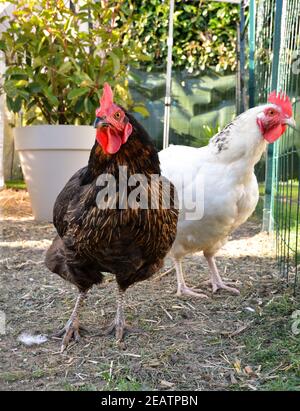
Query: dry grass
0 189 298 391
0 188 32 219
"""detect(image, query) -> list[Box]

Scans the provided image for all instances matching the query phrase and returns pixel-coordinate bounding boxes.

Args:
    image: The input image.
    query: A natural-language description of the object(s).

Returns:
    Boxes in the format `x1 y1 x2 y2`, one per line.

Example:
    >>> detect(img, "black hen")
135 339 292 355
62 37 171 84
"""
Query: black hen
45 83 178 351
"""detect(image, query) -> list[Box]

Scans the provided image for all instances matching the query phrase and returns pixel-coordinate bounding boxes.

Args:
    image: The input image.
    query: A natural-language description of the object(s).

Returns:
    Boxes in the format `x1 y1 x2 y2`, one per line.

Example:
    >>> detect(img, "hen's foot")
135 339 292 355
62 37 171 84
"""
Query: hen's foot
52 291 87 353
99 287 143 344
176 284 208 298
201 279 240 295
53 323 89 339
54 317 84 353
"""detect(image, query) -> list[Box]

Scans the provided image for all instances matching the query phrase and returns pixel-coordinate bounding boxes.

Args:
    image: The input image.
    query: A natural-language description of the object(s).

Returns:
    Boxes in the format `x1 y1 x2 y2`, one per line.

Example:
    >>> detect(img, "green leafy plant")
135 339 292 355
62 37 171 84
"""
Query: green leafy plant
127 0 239 73
0 0 146 125
201 123 221 143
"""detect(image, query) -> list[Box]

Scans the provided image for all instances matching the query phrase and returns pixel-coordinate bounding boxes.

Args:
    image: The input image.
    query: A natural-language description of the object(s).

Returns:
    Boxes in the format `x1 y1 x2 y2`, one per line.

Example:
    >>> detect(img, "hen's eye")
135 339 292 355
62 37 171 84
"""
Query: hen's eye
114 112 121 120
269 109 275 115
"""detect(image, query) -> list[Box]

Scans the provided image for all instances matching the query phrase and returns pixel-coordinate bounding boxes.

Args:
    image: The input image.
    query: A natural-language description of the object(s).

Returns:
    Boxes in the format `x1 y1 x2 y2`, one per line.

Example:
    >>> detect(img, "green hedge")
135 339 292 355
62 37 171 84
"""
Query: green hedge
128 0 239 73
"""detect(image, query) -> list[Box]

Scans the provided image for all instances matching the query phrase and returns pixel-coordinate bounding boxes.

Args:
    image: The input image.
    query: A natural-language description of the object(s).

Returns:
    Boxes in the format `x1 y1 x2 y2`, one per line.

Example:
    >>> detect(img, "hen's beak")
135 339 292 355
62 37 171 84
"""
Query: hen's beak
93 117 109 129
284 117 296 128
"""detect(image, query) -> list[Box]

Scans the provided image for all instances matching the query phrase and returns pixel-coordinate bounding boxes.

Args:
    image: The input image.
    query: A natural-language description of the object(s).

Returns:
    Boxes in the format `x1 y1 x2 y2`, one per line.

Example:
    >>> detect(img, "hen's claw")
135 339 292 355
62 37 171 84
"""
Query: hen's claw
174 260 208 299
203 255 240 296
201 279 240 295
53 324 89 339
177 285 208 298
55 317 81 353
213 283 240 295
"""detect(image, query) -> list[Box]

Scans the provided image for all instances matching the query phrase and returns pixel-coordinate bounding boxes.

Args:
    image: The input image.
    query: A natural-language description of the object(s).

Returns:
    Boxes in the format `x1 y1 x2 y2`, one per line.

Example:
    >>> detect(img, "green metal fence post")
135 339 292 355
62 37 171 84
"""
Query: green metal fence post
262 0 283 232
240 0 246 113
248 0 256 108
236 0 246 115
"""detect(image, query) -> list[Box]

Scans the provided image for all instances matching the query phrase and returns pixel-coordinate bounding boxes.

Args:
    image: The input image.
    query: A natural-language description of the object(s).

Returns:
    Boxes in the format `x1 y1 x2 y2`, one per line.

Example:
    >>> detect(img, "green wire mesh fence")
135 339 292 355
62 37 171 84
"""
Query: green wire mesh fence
252 0 300 292
254 0 276 102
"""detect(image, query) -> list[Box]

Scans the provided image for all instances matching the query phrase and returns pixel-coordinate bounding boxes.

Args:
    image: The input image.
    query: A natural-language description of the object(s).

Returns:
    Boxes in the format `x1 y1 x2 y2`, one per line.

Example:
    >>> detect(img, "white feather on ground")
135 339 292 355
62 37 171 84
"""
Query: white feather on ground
18 332 48 346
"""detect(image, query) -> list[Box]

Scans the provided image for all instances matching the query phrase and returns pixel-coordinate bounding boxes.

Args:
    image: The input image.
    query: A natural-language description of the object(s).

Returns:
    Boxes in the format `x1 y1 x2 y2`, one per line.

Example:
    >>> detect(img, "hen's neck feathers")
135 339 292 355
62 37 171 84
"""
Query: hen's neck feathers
208 105 270 168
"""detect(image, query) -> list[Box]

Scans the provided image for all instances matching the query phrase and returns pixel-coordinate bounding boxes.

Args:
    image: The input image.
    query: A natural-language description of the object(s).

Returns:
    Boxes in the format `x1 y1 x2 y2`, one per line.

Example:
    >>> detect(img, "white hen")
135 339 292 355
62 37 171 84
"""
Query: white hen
159 92 295 297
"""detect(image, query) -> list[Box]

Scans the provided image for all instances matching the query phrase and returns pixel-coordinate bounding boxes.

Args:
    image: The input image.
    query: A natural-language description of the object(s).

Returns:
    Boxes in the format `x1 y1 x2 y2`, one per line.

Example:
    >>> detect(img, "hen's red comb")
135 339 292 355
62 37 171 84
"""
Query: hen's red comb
96 83 114 117
268 90 292 117
100 82 113 110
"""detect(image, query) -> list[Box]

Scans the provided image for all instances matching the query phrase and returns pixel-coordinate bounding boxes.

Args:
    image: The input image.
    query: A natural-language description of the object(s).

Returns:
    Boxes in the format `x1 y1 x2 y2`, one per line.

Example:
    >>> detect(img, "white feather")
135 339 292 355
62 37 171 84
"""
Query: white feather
18 332 48 346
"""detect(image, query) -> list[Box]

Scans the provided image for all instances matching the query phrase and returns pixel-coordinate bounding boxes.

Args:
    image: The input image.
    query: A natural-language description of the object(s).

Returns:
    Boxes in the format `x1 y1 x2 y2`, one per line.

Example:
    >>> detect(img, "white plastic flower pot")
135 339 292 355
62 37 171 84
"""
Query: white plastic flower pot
14 125 95 221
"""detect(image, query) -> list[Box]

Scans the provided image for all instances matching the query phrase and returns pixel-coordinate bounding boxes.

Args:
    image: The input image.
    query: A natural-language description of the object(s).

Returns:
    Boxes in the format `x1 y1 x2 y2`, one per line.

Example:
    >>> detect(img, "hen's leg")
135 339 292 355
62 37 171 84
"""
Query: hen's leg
54 291 87 352
204 254 240 295
175 259 208 298
100 287 137 342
